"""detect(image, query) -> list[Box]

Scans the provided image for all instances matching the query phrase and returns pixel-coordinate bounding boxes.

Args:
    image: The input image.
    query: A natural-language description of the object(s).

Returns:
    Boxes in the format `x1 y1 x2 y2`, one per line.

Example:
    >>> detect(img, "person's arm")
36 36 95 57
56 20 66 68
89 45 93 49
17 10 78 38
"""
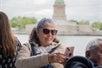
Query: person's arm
51 44 66 68
15 44 49 68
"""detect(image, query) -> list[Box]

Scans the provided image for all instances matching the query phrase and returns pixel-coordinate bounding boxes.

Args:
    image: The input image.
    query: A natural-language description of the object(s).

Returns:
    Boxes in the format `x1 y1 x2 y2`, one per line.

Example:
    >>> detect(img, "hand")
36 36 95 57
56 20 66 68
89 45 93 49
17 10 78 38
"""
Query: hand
48 53 68 64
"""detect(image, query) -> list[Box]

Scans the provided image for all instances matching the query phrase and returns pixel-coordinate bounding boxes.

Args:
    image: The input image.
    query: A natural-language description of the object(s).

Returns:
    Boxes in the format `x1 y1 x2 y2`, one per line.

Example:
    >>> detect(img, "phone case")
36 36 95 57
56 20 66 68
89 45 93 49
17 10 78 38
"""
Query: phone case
65 46 74 58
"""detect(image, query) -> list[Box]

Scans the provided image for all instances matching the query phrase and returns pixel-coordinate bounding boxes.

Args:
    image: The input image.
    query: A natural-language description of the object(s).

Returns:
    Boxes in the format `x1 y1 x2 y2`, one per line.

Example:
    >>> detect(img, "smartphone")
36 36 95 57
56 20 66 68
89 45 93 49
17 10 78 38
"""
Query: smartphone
65 46 74 58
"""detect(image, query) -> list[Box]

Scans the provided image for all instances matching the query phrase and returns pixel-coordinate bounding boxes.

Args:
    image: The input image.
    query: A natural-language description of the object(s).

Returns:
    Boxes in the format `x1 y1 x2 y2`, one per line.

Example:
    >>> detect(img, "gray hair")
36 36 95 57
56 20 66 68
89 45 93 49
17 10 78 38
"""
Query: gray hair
37 18 55 29
86 38 102 51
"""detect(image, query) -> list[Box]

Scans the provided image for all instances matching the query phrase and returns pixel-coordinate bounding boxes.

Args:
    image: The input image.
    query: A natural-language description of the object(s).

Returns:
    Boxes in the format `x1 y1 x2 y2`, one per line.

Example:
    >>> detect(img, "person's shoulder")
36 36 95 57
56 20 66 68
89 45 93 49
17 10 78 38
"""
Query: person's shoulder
14 36 22 51
23 42 31 49
23 42 30 46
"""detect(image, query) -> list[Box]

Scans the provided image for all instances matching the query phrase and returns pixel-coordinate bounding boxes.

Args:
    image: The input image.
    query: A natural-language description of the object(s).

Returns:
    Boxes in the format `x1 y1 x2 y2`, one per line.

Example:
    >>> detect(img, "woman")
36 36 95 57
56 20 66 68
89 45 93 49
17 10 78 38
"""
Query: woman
16 18 68 68
0 11 21 68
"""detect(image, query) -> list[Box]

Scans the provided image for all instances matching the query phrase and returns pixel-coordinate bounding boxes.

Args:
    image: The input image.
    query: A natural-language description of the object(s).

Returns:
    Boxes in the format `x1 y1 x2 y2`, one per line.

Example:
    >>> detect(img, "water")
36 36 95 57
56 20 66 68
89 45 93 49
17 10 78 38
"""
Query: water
15 34 102 56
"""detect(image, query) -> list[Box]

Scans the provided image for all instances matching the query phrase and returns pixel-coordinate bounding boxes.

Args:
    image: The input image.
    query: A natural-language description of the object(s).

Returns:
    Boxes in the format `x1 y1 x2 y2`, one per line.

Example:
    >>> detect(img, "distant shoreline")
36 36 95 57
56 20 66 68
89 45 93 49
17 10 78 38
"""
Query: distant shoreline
15 33 102 36
57 34 102 36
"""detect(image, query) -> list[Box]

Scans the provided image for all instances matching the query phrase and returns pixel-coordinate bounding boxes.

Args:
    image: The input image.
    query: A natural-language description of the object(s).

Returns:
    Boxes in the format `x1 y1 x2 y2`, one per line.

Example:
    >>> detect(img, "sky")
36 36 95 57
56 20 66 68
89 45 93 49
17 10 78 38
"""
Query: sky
0 0 102 22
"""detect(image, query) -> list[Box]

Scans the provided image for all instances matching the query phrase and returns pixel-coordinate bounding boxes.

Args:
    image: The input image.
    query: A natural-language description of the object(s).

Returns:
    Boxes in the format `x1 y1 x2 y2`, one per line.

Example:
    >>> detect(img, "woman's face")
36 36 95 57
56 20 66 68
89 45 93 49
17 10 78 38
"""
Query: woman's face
37 22 57 47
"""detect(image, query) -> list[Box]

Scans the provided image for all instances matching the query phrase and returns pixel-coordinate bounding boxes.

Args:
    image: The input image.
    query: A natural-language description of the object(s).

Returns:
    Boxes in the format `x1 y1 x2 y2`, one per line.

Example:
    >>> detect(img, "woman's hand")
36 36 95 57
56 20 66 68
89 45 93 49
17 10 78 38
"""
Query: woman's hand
48 53 68 64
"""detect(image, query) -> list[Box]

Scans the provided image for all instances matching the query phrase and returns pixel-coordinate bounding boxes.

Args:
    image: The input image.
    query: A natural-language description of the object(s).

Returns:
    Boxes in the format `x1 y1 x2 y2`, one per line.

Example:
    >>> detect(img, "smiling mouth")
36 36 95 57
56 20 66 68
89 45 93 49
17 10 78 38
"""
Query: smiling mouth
46 39 52 41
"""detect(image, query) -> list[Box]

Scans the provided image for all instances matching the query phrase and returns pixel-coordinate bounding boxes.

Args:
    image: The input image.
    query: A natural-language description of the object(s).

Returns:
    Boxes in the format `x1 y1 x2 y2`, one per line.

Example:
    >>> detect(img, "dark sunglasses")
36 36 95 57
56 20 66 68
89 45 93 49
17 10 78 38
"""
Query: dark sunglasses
43 28 57 35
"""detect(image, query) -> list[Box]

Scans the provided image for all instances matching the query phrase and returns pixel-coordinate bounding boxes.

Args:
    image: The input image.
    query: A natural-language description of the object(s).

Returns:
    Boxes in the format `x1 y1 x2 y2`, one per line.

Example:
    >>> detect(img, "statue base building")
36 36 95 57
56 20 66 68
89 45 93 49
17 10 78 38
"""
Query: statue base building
52 0 102 35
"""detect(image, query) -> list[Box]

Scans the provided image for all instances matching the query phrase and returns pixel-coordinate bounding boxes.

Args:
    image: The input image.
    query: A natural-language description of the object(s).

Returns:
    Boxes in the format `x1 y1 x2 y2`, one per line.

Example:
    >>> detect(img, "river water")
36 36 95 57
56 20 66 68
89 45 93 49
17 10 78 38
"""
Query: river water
16 34 102 56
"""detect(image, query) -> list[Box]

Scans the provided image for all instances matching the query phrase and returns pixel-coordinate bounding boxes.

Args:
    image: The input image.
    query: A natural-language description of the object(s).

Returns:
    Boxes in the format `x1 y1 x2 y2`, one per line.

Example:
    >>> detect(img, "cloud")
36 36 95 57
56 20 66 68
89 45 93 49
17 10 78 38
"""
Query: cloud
0 0 102 21
65 0 102 21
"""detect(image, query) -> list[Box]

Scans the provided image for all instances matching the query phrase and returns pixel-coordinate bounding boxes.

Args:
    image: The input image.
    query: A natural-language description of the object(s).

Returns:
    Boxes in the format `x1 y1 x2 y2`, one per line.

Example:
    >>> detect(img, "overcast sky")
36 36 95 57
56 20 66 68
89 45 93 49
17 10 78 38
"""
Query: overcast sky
0 0 102 22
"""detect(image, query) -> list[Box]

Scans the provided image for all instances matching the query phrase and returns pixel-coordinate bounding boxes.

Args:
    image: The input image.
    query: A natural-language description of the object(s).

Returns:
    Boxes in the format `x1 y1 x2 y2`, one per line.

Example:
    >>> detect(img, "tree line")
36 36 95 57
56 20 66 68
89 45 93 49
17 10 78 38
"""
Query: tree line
10 16 37 29
69 20 102 30
10 17 102 30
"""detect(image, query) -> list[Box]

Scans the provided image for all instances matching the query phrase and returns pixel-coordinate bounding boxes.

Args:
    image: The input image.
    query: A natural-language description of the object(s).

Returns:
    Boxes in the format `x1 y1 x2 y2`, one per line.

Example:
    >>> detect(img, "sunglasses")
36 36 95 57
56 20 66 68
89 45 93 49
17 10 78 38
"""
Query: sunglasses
42 28 57 35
